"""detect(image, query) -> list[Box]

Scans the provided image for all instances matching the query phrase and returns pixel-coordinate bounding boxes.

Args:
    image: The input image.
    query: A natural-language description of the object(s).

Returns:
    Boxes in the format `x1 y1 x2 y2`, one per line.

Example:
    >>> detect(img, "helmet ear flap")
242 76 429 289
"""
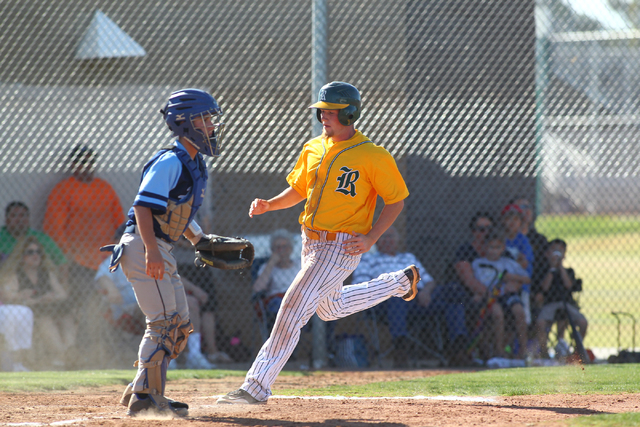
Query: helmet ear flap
338 105 359 126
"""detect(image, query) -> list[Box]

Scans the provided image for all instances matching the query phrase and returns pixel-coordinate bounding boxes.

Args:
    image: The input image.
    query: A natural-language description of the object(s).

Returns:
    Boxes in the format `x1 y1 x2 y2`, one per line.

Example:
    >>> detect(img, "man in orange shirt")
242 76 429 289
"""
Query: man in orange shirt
44 145 125 296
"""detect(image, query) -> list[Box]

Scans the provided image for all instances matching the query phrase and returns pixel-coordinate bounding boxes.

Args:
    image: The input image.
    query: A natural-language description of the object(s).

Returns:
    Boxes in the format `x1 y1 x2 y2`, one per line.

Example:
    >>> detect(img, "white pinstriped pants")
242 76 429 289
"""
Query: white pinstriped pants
241 230 412 401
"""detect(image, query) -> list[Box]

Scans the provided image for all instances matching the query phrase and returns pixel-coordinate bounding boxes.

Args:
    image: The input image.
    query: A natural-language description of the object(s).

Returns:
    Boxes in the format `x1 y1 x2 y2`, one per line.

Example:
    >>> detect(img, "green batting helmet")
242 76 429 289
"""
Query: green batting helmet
309 81 361 126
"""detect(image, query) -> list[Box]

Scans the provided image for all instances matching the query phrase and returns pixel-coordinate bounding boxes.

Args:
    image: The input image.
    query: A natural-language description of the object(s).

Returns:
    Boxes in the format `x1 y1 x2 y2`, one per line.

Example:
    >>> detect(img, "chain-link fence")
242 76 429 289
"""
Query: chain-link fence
0 0 638 371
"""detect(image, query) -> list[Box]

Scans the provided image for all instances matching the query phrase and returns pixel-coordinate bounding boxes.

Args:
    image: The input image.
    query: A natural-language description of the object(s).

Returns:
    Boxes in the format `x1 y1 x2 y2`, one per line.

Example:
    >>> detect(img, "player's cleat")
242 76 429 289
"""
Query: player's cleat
127 393 189 417
401 265 421 301
216 389 267 405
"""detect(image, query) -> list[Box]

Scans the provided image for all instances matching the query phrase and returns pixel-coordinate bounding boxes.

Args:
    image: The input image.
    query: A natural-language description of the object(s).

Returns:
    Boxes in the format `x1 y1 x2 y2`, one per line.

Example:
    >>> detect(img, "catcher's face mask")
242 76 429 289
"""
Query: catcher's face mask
190 110 225 157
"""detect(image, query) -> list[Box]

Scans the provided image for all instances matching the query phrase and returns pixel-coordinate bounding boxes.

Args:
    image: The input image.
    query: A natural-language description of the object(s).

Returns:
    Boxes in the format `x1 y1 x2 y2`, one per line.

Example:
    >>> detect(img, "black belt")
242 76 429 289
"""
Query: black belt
124 223 172 244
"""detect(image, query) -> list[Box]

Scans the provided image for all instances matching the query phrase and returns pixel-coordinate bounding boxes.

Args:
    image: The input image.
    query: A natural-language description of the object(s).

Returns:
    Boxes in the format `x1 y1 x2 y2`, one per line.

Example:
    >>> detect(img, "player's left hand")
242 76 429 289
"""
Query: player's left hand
145 247 165 280
343 232 374 256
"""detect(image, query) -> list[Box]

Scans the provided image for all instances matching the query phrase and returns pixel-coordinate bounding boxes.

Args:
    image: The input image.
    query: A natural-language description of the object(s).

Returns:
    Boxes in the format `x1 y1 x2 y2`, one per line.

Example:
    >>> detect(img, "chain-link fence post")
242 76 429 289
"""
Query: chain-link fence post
310 0 328 370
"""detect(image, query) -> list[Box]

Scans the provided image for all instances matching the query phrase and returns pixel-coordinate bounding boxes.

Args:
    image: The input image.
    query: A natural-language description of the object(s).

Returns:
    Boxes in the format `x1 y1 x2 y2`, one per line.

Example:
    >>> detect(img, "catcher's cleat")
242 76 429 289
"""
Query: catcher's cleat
127 393 189 417
216 389 267 405
401 265 421 301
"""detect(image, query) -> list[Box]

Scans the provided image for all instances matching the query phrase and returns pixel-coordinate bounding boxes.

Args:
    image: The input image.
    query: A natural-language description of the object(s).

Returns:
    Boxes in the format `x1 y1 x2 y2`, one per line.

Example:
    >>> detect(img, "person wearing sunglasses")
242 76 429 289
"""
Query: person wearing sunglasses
0 236 74 370
438 212 496 365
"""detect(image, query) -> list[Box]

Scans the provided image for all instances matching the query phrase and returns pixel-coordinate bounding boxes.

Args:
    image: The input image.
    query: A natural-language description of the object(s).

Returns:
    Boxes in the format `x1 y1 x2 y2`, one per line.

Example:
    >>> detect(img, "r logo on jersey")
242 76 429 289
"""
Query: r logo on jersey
335 166 360 197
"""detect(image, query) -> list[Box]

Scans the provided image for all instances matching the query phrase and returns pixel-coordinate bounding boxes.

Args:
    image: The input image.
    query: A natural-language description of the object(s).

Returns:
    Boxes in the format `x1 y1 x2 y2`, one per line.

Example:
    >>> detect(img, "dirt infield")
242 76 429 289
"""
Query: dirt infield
0 370 638 426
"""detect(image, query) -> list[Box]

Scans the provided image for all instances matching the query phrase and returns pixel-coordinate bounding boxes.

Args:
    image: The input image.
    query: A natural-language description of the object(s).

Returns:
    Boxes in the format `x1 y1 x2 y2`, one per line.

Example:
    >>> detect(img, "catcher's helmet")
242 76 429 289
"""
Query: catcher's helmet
309 81 361 126
161 89 225 157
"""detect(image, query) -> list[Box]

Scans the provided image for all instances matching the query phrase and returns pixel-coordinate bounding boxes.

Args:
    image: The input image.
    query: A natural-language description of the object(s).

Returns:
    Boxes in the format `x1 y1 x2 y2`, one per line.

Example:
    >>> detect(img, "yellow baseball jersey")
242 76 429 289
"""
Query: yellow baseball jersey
286 130 409 235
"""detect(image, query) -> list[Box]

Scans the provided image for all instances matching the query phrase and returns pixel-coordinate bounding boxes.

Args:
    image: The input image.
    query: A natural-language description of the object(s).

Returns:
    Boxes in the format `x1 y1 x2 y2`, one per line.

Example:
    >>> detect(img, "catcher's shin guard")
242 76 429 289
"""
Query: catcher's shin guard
172 319 193 359
145 314 192 359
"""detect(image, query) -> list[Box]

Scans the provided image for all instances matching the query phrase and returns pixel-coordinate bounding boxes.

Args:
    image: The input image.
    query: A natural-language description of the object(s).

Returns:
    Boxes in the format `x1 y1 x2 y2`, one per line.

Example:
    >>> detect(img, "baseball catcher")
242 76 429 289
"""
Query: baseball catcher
194 234 254 270
104 88 248 418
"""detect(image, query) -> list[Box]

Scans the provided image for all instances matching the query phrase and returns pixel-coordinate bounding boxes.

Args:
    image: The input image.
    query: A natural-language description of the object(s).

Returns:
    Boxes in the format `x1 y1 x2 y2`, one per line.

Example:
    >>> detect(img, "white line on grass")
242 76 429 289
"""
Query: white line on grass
205 395 497 403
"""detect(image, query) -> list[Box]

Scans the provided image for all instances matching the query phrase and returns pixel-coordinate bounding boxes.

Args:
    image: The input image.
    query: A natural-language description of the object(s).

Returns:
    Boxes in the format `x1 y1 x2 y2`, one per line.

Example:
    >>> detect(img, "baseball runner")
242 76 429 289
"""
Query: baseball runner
217 81 421 405
101 89 253 417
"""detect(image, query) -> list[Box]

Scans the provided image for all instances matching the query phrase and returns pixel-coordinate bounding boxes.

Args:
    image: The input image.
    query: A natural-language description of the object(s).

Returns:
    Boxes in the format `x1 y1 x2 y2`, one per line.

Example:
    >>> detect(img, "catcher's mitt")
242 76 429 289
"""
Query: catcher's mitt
194 234 254 270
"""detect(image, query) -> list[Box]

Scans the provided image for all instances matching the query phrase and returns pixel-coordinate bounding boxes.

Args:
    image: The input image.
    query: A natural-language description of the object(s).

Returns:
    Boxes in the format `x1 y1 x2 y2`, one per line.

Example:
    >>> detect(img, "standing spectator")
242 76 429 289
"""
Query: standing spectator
534 239 587 358
43 145 125 292
0 202 67 273
353 226 433 368
472 229 530 359
0 236 75 369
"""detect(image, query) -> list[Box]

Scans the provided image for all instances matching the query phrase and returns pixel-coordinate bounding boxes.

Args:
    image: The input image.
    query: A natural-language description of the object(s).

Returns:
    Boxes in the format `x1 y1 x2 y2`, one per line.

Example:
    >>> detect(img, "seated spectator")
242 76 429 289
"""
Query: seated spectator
253 229 334 363
440 212 495 364
500 204 534 276
448 212 496 302
510 196 548 273
534 239 587 358
252 229 300 333
352 226 436 367
511 196 550 338
500 203 535 325
179 277 218 369
173 231 232 365
472 229 530 359
0 202 67 273
94 225 145 336
0 302 34 372
0 236 75 369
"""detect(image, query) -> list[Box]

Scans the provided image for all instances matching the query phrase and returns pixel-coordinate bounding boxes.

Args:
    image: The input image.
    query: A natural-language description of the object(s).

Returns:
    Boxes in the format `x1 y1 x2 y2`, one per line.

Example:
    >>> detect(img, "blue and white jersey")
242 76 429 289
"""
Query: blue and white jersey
127 141 208 241
132 141 192 212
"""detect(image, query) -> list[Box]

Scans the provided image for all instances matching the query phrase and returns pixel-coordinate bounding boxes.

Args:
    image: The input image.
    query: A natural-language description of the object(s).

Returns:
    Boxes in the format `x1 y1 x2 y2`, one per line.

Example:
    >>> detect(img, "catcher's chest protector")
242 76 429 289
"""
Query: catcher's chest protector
145 147 208 242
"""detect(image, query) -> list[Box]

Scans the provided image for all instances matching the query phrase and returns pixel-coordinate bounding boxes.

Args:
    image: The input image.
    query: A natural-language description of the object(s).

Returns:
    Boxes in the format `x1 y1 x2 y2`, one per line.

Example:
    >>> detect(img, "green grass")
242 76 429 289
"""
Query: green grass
537 215 640 240
0 369 250 393
274 364 640 397
0 365 637 396
566 412 640 426
534 215 640 351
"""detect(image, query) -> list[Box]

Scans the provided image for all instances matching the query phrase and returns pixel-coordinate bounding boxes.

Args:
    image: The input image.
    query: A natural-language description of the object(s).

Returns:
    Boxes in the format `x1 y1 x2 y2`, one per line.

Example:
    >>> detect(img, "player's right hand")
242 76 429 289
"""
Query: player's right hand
145 248 165 280
249 198 270 218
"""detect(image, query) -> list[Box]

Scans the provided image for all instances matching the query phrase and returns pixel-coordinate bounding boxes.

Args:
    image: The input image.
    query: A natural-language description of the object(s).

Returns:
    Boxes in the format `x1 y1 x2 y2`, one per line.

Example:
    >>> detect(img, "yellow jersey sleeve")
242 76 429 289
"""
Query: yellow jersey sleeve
368 145 409 205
